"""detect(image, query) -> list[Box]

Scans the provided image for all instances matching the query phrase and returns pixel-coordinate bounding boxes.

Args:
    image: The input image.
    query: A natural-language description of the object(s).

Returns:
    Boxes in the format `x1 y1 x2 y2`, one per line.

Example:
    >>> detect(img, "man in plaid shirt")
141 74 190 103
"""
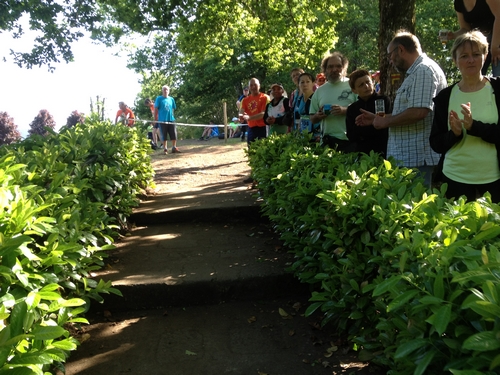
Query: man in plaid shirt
357 31 447 187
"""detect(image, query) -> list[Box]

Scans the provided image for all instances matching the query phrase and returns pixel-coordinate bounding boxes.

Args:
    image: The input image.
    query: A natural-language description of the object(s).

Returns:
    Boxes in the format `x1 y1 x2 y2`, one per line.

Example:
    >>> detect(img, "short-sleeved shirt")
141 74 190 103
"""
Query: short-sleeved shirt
388 54 447 167
309 79 356 140
155 95 176 122
241 93 269 128
444 83 500 183
116 108 135 126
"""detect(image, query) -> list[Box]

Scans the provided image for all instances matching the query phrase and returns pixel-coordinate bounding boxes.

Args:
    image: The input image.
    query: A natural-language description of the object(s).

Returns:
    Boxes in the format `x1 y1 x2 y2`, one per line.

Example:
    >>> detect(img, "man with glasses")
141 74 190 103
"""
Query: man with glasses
357 31 447 187
310 52 357 152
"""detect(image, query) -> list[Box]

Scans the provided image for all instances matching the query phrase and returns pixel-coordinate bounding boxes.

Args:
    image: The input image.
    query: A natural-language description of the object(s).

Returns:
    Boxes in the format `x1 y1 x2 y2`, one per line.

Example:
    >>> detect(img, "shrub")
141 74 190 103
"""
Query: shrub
177 123 202 140
65 110 85 128
0 111 22 145
28 109 56 137
248 134 500 374
0 119 155 373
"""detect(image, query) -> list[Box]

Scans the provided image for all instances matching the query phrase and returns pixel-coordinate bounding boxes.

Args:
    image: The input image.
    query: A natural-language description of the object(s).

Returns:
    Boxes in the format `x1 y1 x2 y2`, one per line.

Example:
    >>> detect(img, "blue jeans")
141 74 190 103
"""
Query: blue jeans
483 33 500 77
482 54 500 76
492 62 500 77
414 165 435 189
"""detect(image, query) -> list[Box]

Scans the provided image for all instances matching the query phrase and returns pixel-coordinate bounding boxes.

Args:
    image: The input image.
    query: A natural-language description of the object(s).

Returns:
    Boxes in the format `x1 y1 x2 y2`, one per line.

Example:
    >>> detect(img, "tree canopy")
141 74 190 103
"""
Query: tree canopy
0 112 21 145
28 109 56 137
1 0 458 125
0 1 106 69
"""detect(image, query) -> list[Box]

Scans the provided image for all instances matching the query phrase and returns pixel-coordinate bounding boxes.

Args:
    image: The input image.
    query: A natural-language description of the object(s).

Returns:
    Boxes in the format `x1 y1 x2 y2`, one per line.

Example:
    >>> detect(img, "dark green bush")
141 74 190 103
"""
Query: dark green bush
0 119 154 373
248 134 500 374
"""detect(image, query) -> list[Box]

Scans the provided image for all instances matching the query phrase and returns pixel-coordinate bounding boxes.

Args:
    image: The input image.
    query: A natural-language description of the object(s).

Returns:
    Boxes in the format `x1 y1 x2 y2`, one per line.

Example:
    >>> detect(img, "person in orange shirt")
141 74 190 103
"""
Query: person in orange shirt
115 102 135 126
238 78 269 146
314 73 326 91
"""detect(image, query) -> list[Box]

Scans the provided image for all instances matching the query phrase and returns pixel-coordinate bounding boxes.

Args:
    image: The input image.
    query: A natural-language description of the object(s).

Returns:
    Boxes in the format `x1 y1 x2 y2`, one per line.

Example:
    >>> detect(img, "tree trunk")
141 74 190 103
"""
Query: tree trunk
378 0 416 101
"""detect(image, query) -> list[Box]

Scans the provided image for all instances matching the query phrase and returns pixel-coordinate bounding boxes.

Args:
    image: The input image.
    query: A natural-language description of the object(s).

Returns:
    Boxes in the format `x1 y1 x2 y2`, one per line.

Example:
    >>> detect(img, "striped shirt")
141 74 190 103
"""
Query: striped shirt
388 54 447 167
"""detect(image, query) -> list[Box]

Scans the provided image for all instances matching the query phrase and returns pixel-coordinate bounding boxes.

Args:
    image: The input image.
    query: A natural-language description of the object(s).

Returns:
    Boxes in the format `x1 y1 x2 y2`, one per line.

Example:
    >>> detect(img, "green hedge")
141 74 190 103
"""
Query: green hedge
248 134 500 375
0 118 154 374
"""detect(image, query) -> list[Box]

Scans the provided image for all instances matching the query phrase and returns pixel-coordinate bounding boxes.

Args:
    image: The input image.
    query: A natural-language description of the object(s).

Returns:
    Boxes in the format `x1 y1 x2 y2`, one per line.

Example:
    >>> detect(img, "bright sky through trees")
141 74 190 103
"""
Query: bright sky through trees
0 26 141 137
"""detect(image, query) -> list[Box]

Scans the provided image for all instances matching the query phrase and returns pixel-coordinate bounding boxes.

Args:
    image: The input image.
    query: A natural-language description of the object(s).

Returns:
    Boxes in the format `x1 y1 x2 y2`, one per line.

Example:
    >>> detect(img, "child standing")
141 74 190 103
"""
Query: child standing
346 69 390 157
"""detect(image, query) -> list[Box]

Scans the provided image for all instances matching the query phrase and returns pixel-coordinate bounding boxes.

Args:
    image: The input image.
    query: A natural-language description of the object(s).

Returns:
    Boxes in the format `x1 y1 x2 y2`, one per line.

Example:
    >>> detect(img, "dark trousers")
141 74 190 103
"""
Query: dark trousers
321 134 356 153
443 175 500 203
159 123 177 141
247 126 267 145
240 125 248 138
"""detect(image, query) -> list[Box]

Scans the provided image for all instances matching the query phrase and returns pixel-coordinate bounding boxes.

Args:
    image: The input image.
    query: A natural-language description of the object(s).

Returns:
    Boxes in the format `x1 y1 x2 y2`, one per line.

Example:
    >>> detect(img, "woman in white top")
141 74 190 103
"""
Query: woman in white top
430 30 500 202
264 83 290 135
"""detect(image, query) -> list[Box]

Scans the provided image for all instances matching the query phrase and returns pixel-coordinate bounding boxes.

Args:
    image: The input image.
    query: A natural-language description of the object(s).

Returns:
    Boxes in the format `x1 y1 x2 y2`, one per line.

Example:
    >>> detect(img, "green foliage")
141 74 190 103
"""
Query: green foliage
123 0 347 123
0 119 154 372
89 96 107 122
1 0 104 70
2 0 460 122
248 135 500 374
123 0 459 124
176 124 203 140
335 0 379 72
416 0 458 82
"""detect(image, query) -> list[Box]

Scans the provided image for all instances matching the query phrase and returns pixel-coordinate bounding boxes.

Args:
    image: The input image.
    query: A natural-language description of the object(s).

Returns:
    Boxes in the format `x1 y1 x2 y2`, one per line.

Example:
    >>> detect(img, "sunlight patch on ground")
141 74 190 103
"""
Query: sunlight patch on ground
68 343 135 373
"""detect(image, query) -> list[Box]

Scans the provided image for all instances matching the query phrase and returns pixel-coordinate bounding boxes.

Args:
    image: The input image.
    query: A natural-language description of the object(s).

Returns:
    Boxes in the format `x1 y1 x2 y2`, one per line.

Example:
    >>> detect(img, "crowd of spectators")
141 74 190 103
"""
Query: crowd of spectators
236 23 500 203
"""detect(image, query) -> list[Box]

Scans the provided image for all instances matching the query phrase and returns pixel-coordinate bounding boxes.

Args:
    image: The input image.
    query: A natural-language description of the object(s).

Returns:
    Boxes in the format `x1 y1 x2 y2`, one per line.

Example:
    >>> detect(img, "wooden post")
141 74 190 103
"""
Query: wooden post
223 101 228 143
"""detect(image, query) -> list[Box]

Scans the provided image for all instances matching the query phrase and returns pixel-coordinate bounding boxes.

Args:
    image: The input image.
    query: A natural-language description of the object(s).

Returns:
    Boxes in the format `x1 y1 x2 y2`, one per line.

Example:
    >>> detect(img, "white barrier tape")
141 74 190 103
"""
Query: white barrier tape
131 119 237 127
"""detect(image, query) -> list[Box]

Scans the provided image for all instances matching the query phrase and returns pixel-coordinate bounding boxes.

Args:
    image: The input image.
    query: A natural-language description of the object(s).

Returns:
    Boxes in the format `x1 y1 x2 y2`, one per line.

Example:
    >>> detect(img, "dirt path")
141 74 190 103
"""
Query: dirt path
150 138 251 194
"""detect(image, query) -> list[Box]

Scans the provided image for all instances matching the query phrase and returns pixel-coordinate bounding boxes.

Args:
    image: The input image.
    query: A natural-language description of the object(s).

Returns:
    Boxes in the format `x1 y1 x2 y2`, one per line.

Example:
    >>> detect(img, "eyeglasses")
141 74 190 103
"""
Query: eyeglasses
386 46 399 58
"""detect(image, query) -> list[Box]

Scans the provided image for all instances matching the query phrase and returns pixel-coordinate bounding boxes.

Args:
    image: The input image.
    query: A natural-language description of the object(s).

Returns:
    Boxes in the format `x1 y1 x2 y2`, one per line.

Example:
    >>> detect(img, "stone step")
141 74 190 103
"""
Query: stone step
130 204 263 225
93 220 302 312
130 186 262 225
63 296 370 375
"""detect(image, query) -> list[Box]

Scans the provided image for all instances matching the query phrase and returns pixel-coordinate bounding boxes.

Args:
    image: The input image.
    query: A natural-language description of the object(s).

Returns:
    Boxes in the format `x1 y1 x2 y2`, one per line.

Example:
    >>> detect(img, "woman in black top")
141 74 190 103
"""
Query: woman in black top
447 0 500 76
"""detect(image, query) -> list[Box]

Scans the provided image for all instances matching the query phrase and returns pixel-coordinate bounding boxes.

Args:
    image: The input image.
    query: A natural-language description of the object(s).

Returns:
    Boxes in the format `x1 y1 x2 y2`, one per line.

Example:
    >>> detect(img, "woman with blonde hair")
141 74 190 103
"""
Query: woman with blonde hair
430 30 500 202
